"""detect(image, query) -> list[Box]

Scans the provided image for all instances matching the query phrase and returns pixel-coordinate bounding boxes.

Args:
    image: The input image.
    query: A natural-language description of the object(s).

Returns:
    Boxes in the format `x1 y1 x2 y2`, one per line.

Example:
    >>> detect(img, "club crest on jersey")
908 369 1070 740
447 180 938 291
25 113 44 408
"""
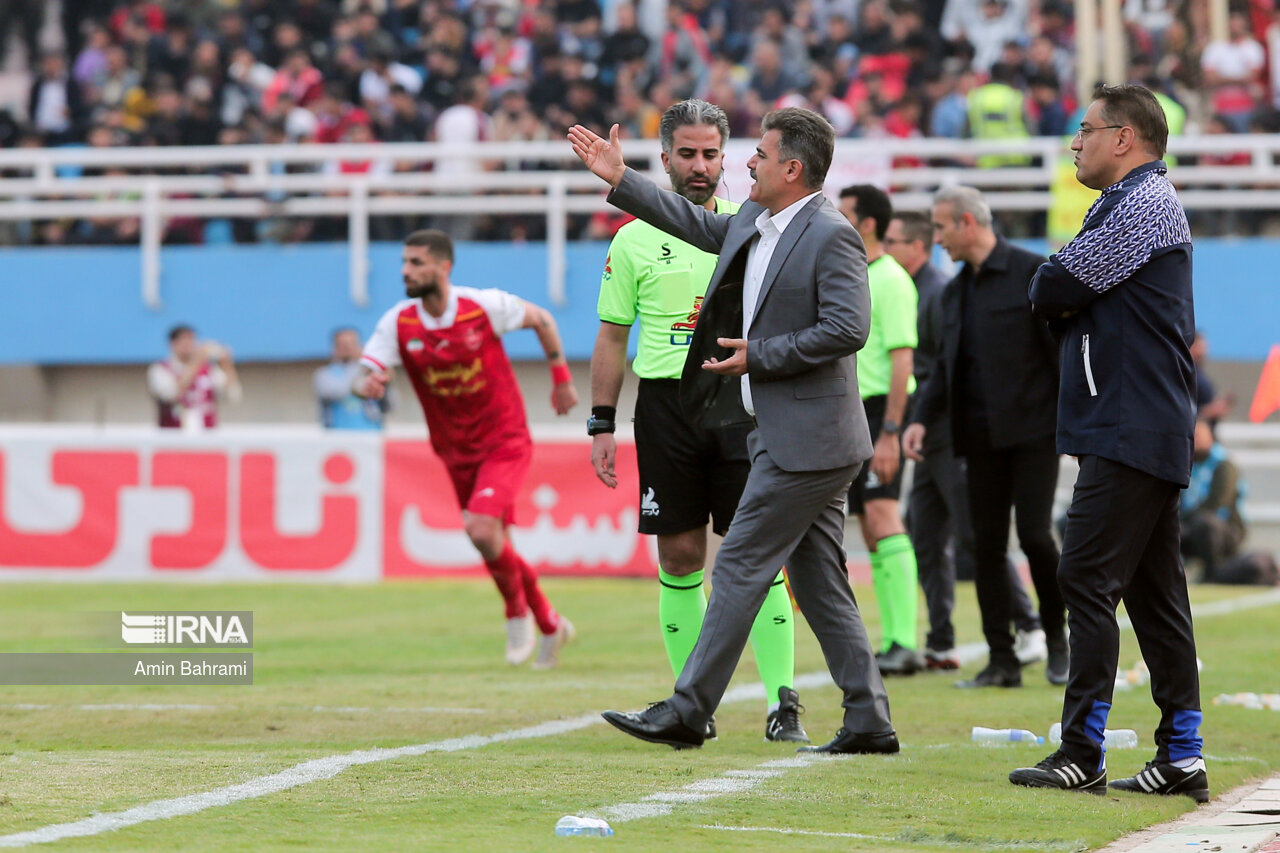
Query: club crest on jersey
461 327 484 351
406 338 425 352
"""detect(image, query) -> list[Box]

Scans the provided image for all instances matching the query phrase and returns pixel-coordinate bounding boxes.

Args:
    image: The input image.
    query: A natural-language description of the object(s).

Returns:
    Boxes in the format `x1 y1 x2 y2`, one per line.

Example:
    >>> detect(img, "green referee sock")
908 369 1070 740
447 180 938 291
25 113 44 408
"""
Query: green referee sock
657 567 707 679
869 547 894 653
877 533 920 651
747 571 795 709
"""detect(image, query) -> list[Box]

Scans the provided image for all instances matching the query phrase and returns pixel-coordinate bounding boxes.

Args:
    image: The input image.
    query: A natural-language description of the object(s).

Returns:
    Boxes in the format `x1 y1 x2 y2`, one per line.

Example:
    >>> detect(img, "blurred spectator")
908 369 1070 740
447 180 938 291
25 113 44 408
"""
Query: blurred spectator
752 4 810 83
311 81 371 144
108 0 164 41
359 38 423 123
99 43 143 112
967 61 1032 166
747 38 803 104
601 2 650 86
222 47 275 128
1192 331 1236 429
1028 73 1069 137
315 327 389 430
928 66 980 139
73 22 113 88
655 1 712 98
381 84 432 142
28 51 85 146
1201 11 1265 132
146 13 194 84
147 324 240 430
62 0 116 60
1181 419 1247 583
263 48 324 112
963 0 1026 72
0 0 42 68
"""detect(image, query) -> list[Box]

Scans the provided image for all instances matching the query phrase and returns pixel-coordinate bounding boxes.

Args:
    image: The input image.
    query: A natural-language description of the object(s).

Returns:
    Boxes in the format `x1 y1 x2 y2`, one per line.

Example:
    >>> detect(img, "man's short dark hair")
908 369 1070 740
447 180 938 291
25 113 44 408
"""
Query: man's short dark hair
658 98 730 153
332 325 359 343
1093 82 1169 158
761 107 835 190
892 210 933 245
168 324 194 342
839 184 893 241
404 229 454 262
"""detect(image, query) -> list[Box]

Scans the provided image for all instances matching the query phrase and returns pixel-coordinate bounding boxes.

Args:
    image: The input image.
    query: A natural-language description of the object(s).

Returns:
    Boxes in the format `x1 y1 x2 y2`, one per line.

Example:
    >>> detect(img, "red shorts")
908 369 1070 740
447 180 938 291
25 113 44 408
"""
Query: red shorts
445 443 532 525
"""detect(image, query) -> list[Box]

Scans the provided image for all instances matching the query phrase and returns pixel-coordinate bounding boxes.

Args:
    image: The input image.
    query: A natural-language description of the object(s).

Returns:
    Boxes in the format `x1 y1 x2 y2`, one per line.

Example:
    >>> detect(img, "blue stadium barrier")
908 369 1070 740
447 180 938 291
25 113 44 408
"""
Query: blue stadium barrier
0 238 1273 364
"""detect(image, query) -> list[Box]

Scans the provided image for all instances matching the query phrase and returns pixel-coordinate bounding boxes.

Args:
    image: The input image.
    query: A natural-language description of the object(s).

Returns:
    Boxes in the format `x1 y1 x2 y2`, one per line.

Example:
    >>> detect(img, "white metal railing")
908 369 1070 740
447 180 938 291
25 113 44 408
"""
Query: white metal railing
2 135 1280 309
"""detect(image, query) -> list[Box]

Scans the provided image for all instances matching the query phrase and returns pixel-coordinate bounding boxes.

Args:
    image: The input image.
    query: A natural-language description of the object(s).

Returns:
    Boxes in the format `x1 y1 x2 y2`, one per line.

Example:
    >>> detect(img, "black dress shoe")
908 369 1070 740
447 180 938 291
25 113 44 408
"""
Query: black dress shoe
877 642 924 676
798 727 899 755
601 700 705 750
955 664 1022 689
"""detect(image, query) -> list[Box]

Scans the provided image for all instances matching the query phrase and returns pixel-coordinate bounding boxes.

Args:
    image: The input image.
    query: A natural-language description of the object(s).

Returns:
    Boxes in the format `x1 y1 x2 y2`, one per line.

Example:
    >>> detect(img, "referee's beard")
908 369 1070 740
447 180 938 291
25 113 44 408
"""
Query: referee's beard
670 169 720 206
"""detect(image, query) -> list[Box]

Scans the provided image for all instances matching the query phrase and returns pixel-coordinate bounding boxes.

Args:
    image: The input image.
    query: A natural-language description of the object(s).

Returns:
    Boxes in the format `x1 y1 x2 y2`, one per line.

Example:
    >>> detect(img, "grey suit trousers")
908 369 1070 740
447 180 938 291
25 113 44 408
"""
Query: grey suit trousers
671 430 894 735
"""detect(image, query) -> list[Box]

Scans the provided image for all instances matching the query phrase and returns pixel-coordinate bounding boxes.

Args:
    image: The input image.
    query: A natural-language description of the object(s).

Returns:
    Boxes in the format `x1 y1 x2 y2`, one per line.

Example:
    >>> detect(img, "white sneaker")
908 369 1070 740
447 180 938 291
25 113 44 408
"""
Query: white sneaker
1015 628 1048 666
505 613 536 665
532 617 575 670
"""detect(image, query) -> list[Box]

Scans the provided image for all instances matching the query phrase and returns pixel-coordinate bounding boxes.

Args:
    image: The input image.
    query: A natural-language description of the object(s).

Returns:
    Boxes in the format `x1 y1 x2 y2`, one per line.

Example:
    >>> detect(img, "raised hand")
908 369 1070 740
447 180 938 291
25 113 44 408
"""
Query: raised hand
567 124 626 188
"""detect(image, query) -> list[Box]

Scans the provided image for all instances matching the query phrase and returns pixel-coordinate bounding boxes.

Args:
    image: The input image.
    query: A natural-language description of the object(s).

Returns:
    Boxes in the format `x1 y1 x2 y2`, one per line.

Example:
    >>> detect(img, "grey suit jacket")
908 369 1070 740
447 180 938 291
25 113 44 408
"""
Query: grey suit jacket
608 168 873 473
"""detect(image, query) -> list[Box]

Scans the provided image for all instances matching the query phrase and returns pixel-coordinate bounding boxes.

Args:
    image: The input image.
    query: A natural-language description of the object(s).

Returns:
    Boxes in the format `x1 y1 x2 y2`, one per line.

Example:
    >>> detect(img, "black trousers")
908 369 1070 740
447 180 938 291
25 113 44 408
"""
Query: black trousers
907 440 1040 651
1058 456 1202 771
964 436 1065 669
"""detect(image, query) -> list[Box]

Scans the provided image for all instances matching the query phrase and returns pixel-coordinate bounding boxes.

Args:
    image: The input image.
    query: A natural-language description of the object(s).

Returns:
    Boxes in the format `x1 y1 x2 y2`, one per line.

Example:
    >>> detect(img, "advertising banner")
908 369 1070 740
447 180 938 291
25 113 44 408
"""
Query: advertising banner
0 427 653 580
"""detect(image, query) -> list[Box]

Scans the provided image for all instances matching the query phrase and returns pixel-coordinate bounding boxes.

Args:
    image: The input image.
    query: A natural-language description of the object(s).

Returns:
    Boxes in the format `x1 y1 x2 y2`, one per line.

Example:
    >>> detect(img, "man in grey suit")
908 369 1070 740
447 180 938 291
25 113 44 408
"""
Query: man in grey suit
568 107 898 754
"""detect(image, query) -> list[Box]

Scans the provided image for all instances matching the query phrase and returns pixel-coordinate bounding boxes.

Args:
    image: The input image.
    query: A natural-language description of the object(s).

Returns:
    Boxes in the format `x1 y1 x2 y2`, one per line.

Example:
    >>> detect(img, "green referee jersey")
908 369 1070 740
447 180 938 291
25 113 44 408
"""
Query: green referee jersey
858 253 919 399
597 195 740 380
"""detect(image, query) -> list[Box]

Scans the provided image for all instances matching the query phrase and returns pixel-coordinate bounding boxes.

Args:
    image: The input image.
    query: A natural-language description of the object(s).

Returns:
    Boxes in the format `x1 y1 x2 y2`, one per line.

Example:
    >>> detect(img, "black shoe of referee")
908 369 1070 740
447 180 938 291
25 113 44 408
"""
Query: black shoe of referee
765 687 810 743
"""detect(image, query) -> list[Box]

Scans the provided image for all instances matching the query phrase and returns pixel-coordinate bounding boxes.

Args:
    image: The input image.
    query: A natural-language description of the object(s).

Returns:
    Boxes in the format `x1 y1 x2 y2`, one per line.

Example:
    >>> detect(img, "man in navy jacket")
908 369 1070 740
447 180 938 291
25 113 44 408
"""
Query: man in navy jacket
1010 84 1208 803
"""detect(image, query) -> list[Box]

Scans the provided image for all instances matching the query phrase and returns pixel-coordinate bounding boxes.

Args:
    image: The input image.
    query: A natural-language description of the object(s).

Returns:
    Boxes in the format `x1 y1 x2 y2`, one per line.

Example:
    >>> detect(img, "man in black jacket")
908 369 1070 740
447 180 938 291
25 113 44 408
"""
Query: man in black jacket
890 211 1047 671
1010 84 1207 802
903 185 1067 689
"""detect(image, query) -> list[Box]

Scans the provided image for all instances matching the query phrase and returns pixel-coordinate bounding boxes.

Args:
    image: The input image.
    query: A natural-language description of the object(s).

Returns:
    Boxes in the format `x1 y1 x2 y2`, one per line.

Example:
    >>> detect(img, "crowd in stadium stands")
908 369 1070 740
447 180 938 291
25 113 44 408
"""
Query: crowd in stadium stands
2 0 1280 245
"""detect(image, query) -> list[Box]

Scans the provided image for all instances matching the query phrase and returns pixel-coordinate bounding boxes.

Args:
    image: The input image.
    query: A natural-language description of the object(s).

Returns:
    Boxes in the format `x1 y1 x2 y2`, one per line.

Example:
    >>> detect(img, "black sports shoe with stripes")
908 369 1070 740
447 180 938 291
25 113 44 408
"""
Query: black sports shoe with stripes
1009 750 1107 794
1109 758 1209 803
765 687 810 743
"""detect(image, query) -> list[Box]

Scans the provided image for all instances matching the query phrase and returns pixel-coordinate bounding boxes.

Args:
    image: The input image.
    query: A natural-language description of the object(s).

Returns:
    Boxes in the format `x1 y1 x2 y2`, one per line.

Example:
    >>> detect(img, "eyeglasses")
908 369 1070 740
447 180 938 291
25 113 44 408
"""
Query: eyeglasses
882 237 913 245
1074 124 1124 140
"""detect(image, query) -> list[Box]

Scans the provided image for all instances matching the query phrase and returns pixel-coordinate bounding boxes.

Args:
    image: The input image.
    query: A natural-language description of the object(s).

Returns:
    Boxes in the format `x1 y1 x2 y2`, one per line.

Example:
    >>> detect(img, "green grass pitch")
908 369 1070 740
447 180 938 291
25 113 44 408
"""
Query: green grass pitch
0 580 1275 851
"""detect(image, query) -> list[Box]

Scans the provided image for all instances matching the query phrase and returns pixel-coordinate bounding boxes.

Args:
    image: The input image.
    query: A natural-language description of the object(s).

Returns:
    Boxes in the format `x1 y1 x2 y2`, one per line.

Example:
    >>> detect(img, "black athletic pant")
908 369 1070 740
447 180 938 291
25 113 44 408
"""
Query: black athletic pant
1058 456 1202 772
964 435 1065 670
908 440 1041 652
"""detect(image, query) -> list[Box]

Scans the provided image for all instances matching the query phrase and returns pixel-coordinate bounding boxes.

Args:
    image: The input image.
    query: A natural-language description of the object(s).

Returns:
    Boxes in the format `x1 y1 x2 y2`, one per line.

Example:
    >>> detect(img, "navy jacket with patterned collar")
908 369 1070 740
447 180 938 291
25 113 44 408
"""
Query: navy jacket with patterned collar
1029 160 1196 487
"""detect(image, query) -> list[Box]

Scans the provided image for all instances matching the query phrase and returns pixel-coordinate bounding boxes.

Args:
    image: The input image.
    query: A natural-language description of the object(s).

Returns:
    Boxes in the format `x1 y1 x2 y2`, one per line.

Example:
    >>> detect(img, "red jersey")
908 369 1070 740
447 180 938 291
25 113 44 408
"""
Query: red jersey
363 287 531 465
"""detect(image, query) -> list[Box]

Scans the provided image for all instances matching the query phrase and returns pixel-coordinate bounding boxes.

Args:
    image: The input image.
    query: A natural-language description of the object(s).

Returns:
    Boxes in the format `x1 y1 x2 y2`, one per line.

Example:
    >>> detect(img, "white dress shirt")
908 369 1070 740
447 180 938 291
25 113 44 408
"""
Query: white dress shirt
740 191 823 415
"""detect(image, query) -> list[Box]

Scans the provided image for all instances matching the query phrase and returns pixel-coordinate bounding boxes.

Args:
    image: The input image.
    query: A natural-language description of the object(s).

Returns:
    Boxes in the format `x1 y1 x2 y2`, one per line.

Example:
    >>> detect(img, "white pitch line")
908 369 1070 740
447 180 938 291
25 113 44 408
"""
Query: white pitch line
3 587 1277 848
0 704 220 712
700 824 1086 851
0 704 491 715
0 713 600 848
596 755 822 823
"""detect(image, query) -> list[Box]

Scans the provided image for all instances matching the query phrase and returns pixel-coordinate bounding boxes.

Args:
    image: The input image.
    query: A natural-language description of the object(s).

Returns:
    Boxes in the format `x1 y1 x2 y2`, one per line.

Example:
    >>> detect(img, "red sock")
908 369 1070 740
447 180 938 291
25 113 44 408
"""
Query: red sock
505 542 559 635
484 542 528 620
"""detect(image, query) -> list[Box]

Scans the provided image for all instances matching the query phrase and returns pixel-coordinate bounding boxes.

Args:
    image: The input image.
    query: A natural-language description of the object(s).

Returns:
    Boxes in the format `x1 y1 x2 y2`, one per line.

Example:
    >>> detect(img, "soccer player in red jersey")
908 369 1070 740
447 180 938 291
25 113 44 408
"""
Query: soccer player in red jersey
356 230 580 668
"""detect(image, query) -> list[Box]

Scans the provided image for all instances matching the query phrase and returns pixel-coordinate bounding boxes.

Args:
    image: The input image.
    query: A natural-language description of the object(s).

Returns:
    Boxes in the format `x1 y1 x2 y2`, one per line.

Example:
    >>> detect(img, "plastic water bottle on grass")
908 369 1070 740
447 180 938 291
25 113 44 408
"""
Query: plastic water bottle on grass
554 816 614 837
1047 722 1138 748
972 726 1043 745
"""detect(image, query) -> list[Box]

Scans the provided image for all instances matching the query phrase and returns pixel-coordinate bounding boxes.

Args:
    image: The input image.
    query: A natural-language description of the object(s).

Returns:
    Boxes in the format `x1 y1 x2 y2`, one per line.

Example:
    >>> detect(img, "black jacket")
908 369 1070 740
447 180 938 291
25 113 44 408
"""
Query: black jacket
911 237 1059 454
1029 160 1195 487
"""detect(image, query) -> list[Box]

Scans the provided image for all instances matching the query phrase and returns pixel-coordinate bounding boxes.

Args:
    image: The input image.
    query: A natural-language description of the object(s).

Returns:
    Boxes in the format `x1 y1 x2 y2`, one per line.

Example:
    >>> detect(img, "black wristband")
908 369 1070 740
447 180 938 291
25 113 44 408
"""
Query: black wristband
588 405 617 436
